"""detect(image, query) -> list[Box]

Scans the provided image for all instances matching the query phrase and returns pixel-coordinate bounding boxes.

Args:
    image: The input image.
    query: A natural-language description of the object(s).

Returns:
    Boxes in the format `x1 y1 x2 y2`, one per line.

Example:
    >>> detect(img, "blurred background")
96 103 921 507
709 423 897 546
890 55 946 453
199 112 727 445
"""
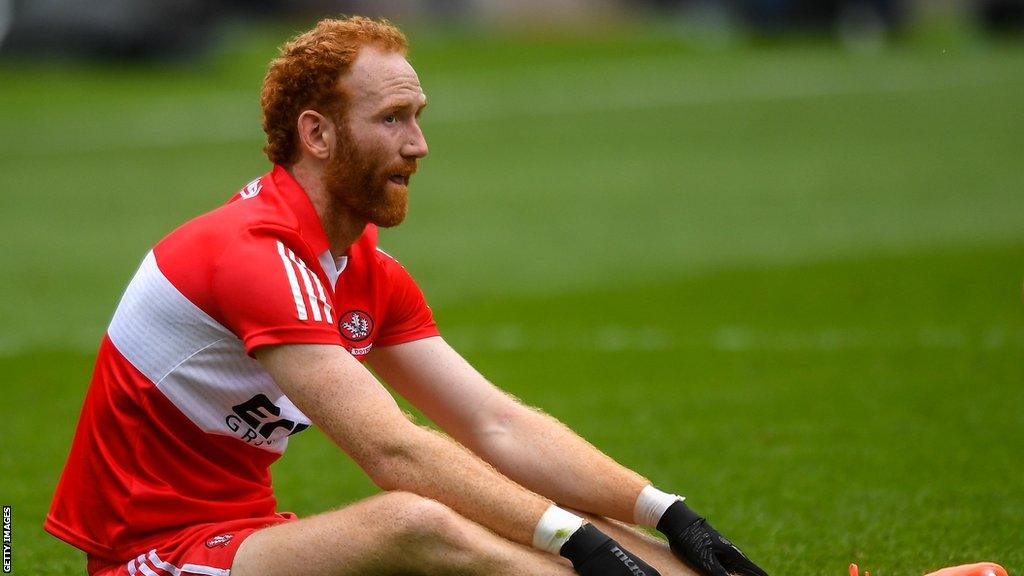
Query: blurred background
2 1 1022 575
2 1 1024 59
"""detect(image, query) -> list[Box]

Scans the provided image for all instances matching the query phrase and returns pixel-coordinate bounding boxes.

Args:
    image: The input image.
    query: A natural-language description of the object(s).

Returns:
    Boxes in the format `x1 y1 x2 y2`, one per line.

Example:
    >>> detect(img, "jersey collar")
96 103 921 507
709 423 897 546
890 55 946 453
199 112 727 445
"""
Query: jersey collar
270 164 331 256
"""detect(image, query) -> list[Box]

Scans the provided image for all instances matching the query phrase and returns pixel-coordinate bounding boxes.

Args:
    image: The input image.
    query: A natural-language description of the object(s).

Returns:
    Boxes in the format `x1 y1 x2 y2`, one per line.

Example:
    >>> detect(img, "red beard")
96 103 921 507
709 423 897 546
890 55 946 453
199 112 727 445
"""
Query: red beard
322 124 415 228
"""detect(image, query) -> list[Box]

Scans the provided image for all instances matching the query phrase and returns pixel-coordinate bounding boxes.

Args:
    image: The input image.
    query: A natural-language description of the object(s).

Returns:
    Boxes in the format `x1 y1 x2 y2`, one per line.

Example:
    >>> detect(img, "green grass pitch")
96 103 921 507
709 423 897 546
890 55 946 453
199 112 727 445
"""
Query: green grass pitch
1 21 1022 575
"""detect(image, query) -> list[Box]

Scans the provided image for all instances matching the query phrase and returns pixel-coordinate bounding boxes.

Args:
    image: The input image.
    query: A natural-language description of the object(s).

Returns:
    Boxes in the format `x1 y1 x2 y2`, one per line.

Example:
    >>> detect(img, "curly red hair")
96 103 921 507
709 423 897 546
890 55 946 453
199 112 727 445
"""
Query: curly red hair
261 16 408 166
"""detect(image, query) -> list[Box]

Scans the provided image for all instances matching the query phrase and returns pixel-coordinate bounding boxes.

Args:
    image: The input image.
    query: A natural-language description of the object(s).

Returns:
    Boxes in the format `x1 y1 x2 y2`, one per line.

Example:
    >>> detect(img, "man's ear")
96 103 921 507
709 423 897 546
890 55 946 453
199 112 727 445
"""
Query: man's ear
296 110 334 160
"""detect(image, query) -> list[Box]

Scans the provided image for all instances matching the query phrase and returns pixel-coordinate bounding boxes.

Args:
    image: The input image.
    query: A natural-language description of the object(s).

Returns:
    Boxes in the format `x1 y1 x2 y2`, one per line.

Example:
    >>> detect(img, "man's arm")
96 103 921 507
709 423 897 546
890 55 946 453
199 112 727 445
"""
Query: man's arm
256 343 550 545
258 343 669 576
369 337 769 576
367 336 650 523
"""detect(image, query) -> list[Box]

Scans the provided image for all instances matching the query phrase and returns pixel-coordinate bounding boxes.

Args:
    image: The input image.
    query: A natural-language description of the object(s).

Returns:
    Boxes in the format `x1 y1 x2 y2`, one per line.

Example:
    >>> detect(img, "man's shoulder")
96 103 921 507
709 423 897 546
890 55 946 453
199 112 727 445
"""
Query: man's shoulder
186 173 298 236
157 172 305 257
370 242 413 277
150 172 315 306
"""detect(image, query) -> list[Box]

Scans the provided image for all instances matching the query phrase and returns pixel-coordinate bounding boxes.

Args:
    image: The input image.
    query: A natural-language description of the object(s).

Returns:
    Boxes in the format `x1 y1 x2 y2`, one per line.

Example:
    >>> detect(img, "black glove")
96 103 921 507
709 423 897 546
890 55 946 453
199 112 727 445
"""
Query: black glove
560 523 661 576
656 501 768 576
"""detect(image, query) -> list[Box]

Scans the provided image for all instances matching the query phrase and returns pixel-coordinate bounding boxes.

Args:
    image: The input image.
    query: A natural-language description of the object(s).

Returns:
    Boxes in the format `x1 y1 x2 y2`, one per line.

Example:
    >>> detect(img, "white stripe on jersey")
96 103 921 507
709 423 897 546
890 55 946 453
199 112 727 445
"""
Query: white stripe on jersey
108 251 310 454
289 247 333 324
286 247 323 322
276 240 308 321
310 270 334 324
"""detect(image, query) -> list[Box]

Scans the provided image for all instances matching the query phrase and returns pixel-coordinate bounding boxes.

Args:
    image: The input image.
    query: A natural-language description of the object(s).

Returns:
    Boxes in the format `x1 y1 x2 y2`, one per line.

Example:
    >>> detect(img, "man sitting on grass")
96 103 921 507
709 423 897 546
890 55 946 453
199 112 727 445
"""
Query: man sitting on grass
46 16 768 576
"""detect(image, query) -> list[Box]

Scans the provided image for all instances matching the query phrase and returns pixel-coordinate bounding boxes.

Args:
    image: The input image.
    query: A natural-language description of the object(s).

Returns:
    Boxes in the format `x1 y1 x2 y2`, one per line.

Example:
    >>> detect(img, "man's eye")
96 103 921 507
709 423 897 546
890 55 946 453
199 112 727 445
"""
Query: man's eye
384 114 397 124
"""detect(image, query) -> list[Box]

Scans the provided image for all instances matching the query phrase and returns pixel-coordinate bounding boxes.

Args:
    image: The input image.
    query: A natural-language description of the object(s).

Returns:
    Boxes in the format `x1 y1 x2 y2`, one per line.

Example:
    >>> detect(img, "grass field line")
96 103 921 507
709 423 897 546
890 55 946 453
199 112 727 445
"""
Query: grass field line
1 61 1003 156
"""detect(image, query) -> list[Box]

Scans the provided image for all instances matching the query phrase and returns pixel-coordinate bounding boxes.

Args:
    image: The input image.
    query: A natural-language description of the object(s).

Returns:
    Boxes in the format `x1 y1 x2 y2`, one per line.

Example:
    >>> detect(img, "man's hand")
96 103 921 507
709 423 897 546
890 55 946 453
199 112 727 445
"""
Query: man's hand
656 501 768 576
560 523 661 576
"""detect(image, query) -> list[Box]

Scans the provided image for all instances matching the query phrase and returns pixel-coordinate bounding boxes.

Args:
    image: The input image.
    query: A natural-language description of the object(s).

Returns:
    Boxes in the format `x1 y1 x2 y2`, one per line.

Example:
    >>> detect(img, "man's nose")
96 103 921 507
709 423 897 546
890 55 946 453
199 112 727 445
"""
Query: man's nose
402 122 428 159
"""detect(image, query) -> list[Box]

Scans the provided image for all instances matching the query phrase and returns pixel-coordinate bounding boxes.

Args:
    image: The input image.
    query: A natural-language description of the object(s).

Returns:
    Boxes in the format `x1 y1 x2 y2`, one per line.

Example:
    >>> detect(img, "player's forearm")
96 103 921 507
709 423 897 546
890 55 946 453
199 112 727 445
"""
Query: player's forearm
258 344 551 547
359 420 551 546
467 401 650 524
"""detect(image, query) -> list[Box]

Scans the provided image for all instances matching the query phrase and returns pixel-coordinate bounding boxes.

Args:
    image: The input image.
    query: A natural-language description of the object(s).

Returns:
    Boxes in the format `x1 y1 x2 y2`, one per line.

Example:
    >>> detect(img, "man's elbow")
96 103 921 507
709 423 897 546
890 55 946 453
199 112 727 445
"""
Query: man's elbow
354 426 429 491
469 400 534 455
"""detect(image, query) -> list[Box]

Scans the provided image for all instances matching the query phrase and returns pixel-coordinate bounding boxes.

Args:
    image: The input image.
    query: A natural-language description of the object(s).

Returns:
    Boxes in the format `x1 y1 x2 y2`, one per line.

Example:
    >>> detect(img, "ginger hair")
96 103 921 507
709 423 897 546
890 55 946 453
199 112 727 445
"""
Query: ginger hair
260 16 408 166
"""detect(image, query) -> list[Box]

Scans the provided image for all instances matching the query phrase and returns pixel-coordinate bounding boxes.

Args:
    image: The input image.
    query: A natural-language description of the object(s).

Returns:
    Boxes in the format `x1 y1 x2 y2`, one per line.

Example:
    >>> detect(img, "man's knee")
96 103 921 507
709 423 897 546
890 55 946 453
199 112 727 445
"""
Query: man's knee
378 492 485 570
383 492 468 544
234 492 492 576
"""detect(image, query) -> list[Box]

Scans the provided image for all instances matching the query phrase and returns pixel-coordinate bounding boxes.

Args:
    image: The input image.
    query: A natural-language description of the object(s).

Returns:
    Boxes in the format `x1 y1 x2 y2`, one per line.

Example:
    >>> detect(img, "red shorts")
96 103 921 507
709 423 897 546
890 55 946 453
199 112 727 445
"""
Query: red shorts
86 515 296 576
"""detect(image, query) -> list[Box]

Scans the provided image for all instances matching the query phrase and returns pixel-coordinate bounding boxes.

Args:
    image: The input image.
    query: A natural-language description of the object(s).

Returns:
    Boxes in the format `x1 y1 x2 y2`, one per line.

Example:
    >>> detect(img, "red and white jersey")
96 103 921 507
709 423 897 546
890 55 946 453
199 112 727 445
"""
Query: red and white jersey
45 165 439 562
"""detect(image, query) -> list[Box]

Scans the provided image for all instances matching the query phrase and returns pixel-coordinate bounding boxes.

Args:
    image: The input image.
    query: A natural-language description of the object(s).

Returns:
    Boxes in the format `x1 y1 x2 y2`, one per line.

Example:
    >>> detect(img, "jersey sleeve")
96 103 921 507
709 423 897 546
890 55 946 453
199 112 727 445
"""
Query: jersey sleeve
212 227 343 354
375 252 440 347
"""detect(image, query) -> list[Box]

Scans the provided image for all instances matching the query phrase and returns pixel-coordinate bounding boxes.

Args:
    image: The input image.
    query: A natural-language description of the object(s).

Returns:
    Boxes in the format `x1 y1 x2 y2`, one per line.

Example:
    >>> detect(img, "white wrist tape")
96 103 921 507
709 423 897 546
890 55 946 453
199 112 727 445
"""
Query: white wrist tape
634 485 684 527
532 505 585 554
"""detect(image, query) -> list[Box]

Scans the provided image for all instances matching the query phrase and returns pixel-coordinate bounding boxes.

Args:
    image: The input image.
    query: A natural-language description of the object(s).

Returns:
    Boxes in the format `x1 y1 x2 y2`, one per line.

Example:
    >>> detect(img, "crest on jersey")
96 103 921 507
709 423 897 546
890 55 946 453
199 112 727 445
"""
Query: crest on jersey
240 178 262 199
340 310 373 341
205 533 234 548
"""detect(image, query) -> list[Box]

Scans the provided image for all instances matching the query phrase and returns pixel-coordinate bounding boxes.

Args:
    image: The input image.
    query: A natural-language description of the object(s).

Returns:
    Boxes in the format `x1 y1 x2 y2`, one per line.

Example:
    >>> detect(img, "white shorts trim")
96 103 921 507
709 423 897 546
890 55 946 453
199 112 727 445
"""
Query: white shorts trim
125 549 230 576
